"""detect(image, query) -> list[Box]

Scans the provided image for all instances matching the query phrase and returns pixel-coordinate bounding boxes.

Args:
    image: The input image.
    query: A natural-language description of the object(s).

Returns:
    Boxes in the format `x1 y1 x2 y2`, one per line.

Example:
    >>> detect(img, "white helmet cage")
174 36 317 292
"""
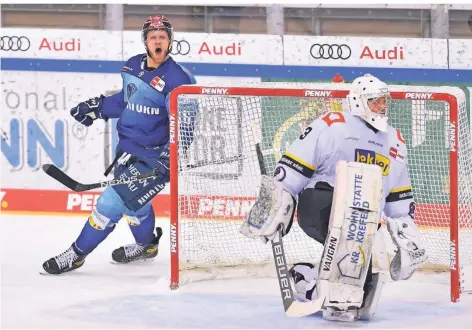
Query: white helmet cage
346 74 390 132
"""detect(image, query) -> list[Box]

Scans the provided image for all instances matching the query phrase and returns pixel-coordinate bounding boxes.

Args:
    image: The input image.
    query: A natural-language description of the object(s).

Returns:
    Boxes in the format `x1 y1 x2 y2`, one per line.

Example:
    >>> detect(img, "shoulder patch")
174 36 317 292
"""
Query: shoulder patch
396 129 406 144
321 112 345 127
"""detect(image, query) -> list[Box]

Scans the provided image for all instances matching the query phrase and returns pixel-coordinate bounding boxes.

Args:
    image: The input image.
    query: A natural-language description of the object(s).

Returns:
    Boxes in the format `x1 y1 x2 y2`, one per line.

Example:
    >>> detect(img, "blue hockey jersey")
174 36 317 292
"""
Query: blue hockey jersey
101 54 196 157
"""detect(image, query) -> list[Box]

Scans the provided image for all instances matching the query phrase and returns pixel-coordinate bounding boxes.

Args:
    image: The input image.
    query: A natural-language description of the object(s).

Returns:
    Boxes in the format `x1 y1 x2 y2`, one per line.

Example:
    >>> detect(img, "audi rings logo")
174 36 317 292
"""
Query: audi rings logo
171 40 190 55
1 36 31 51
310 44 351 60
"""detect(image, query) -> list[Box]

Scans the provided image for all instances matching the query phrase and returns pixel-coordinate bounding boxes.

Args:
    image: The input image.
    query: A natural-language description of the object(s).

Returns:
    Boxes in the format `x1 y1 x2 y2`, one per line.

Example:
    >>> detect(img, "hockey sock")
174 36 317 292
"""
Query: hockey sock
74 218 116 255
127 208 156 245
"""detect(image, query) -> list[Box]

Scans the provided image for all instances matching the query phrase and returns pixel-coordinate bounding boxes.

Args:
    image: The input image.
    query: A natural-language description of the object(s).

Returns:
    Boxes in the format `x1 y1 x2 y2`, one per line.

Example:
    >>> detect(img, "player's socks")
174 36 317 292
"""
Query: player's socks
74 217 116 255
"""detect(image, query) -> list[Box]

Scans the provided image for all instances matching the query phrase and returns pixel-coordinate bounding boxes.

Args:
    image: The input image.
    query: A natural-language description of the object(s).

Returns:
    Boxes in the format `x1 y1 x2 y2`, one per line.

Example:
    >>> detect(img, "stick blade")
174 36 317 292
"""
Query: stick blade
285 278 329 317
285 297 325 317
42 164 81 191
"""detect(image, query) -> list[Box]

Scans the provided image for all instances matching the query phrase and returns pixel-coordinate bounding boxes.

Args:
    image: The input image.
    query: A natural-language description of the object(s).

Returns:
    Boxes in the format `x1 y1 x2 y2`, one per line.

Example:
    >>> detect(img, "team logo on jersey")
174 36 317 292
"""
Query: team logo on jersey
355 149 390 176
127 83 138 100
321 112 345 127
150 76 166 92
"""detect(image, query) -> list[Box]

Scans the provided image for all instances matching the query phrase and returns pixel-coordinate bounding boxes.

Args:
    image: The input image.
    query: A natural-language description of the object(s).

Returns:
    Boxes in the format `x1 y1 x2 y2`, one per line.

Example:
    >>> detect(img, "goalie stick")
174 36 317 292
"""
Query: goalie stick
251 123 325 317
43 154 243 192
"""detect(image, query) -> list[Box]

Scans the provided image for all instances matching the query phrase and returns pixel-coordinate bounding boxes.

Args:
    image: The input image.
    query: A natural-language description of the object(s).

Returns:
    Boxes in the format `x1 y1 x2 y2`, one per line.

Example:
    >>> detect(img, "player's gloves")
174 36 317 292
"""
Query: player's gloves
153 145 170 182
70 95 106 127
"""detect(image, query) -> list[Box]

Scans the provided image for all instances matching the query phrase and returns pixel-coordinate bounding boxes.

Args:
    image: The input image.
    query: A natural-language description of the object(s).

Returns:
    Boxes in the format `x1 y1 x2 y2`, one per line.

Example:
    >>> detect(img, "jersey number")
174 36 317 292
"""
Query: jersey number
299 127 312 140
322 112 345 126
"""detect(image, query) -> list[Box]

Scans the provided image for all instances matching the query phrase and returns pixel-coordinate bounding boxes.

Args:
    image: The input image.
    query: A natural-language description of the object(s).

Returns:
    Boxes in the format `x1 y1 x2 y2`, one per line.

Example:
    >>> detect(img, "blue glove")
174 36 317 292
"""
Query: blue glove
70 95 106 127
153 146 170 182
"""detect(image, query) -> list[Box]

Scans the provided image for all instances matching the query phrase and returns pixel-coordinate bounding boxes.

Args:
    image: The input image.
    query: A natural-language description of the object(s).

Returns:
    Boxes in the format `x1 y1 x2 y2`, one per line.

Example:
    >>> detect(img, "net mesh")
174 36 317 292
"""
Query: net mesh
173 83 472 286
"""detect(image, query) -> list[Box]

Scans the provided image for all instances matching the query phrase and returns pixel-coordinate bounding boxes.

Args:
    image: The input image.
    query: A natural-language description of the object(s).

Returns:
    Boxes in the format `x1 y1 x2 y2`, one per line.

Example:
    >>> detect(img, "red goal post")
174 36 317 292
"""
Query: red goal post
169 83 470 303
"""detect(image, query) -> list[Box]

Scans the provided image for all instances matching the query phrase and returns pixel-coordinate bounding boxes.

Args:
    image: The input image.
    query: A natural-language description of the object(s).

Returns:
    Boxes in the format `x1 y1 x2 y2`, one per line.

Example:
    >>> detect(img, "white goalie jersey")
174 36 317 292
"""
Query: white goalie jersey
275 111 415 221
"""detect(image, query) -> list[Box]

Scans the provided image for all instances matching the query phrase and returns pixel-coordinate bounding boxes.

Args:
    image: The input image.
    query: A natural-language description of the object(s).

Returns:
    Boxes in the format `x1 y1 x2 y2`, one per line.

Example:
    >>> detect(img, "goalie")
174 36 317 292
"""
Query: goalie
240 74 427 321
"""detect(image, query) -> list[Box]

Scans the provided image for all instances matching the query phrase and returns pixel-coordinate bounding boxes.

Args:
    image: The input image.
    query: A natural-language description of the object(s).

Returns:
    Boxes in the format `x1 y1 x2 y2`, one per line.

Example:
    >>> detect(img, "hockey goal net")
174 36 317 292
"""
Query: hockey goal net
168 82 472 302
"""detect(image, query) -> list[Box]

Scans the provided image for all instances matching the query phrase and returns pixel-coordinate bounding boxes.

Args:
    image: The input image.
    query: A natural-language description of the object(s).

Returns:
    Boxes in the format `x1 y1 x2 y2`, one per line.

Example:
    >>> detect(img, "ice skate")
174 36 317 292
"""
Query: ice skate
111 227 163 264
42 244 87 275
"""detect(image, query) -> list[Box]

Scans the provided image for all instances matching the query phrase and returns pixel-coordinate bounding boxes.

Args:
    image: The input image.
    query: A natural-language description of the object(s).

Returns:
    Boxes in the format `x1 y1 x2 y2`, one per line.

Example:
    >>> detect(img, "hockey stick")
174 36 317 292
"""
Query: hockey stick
42 164 159 192
251 123 326 317
186 154 242 169
42 154 243 192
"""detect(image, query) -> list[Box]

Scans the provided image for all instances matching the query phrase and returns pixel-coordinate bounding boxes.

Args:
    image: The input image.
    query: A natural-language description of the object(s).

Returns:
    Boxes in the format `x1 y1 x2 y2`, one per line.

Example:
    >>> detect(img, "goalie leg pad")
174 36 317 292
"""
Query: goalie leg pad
357 272 388 319
317 161 383 310
240 175 296 243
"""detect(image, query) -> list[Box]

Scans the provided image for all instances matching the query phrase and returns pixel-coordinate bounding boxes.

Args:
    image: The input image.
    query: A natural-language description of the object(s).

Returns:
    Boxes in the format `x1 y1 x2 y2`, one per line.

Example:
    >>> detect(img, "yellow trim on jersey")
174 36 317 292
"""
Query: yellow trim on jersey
285 152 316 171
390 186 412 193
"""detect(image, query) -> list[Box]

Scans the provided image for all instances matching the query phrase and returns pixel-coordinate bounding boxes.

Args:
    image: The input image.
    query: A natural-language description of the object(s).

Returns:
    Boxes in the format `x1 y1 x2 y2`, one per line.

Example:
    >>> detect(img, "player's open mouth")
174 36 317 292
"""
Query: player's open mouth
155 48 163 55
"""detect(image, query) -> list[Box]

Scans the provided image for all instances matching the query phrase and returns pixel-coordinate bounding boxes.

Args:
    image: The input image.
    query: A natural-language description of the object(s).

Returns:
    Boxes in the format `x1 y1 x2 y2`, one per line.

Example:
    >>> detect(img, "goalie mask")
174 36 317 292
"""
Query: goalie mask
347 74 390 132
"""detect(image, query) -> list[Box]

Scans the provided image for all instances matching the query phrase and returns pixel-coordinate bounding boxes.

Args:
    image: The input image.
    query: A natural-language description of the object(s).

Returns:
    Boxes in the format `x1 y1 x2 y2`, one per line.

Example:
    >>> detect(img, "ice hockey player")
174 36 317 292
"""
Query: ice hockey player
240 74 427 321
42 15 197 274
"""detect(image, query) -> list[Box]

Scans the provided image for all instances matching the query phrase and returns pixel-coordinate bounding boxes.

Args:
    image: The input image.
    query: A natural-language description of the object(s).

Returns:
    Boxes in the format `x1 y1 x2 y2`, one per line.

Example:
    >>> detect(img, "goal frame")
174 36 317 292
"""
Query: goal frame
168 85 461 302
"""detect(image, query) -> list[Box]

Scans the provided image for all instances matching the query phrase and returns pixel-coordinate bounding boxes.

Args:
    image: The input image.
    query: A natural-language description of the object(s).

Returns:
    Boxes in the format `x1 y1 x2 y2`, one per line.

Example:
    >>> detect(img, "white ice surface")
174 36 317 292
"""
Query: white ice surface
2 214 472 329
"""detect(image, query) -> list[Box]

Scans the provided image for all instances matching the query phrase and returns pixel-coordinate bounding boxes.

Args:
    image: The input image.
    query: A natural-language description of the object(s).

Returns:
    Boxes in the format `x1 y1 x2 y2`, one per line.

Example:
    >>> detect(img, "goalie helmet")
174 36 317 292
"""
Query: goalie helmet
347 74 390 132
141 15 174 54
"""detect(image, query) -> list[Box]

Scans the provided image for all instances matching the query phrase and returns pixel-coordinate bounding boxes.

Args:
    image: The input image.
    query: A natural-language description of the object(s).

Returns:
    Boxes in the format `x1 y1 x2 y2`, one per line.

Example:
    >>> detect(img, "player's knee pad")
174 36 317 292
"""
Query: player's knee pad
88 209 114 231
93 187 128 226
289 262 318 302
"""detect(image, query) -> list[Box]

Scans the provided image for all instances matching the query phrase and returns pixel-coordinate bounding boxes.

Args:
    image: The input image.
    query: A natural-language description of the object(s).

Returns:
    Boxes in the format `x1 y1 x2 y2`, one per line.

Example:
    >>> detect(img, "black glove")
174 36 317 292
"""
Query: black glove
70 95 106 127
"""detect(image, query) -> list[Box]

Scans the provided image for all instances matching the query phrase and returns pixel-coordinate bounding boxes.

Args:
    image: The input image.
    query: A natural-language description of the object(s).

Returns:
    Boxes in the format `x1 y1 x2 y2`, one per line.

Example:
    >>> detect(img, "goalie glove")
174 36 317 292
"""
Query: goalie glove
386 215 428 281
240 175 296 243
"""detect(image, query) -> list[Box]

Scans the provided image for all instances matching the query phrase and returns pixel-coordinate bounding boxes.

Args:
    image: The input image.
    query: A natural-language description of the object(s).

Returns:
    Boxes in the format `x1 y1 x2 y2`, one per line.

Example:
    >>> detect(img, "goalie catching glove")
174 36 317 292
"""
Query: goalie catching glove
240 175 296 243
386 215 427 281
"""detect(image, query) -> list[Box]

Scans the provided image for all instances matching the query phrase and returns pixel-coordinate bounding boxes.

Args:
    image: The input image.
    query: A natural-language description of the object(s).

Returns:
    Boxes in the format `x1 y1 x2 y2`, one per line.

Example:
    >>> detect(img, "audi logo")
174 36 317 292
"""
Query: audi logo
310 44 351 60
170 40 190 56
1 36 31 51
